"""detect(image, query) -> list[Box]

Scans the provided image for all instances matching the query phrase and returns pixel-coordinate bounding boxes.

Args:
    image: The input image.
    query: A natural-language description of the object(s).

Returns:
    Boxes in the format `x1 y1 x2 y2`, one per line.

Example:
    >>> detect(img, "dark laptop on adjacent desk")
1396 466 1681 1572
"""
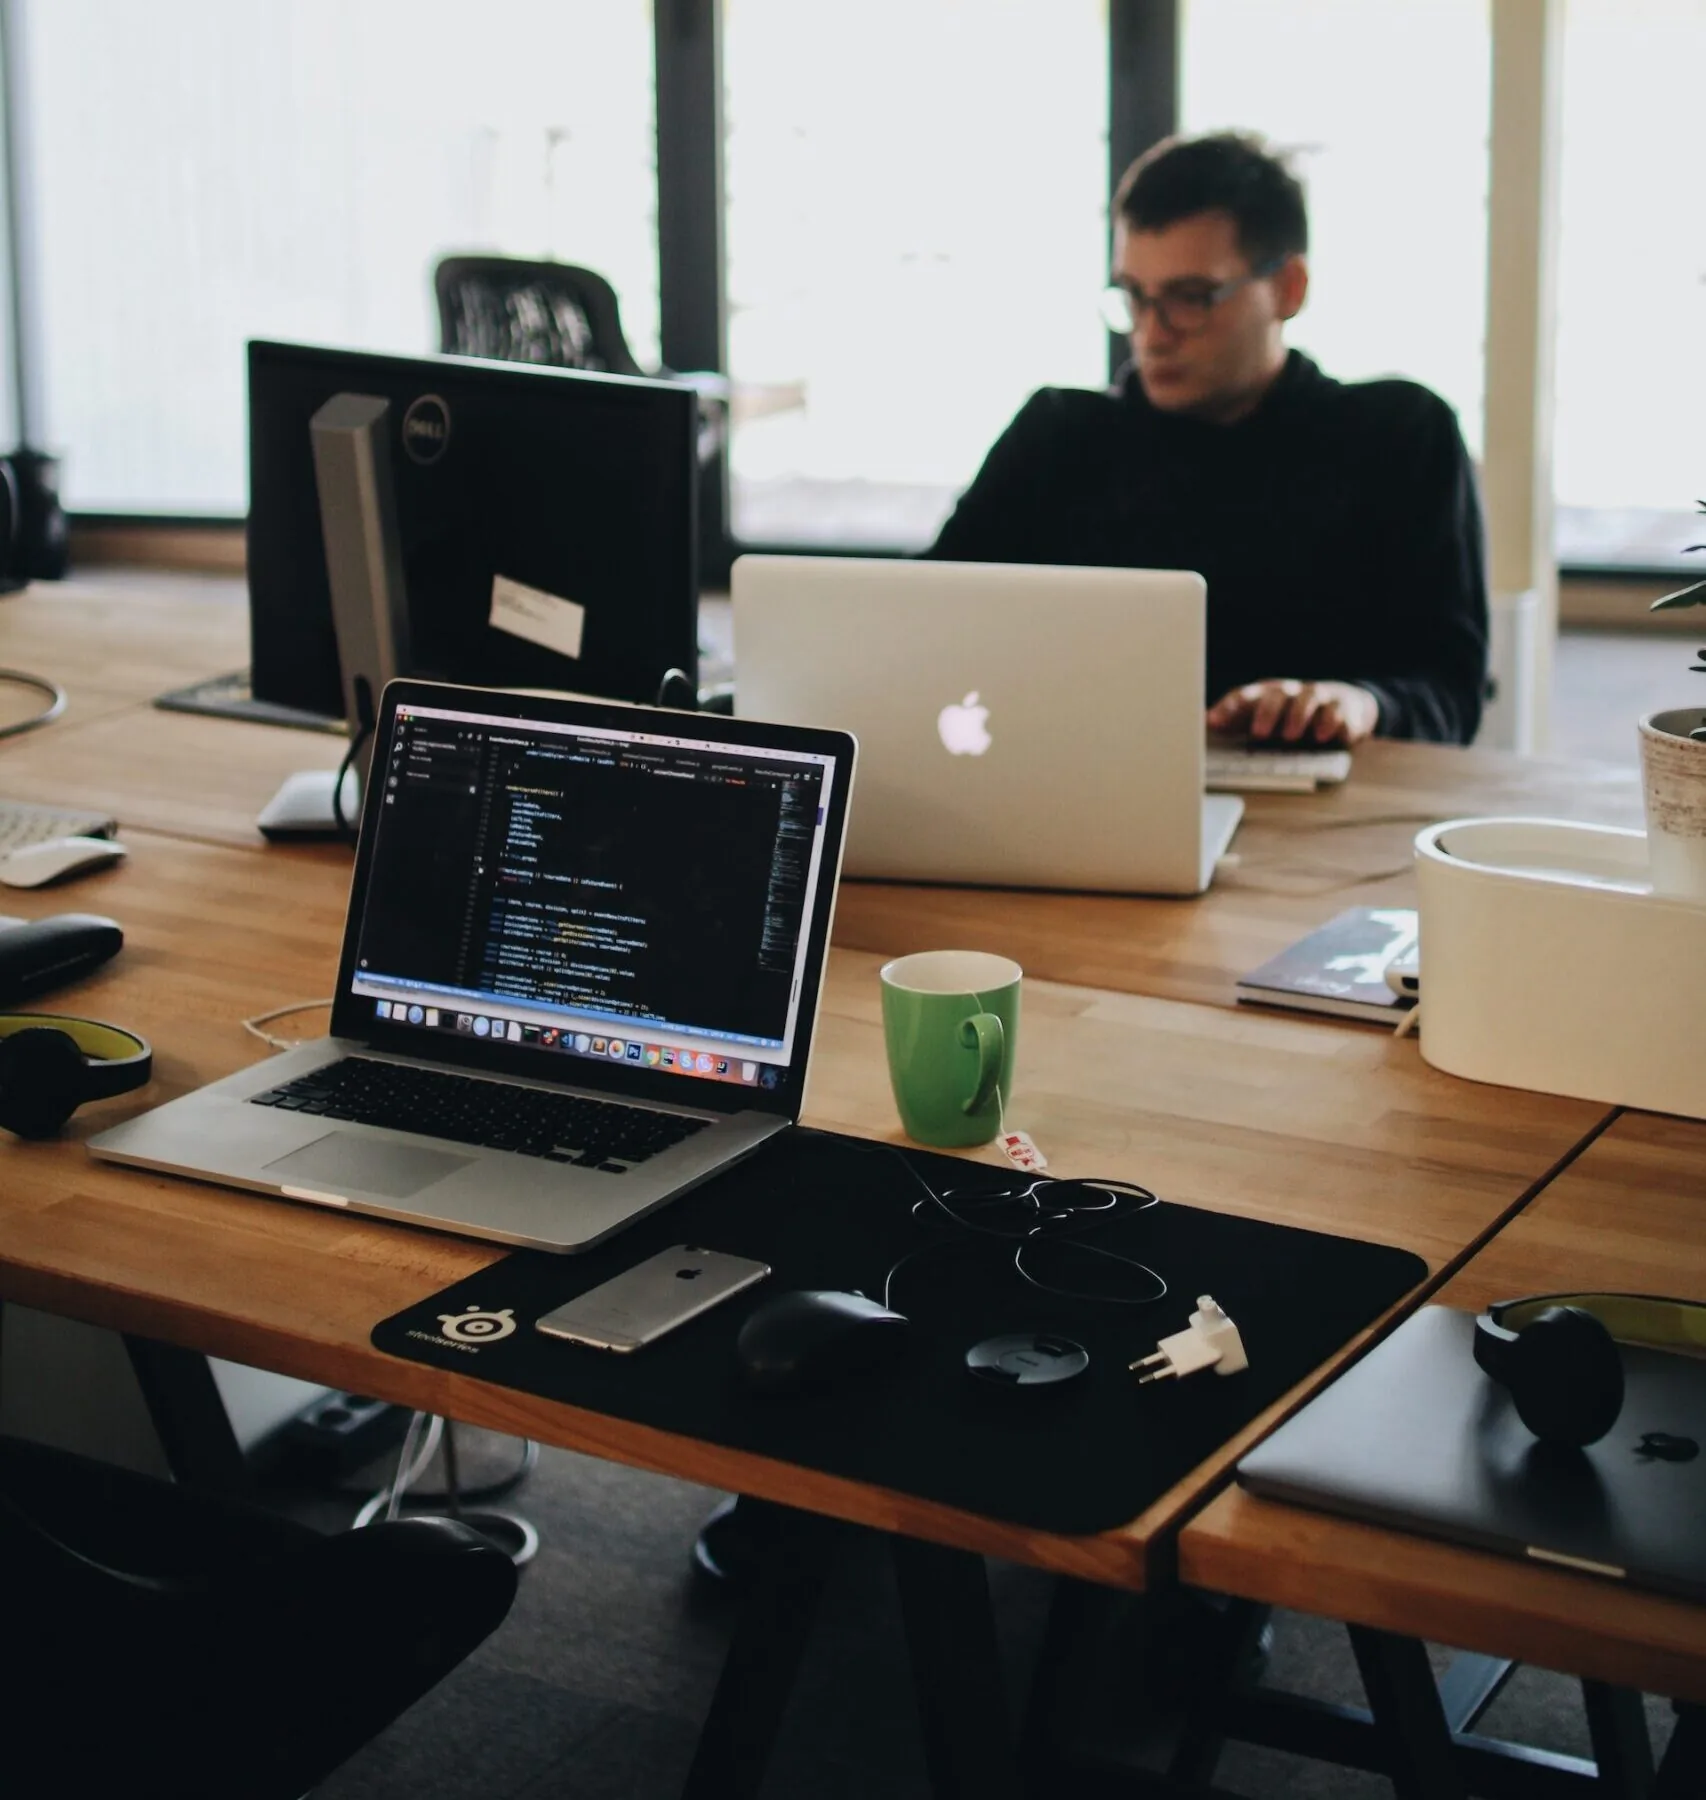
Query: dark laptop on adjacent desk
91 679 857 1253
1239 1306 1706 1603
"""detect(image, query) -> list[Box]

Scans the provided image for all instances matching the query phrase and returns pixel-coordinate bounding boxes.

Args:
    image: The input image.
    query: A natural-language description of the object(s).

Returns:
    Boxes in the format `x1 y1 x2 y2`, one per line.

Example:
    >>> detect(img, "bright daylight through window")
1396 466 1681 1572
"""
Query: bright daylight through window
8 0 1704 571
1553 0 1706 571
14 0 656 514
723 0 1108 550
1180 0 1490 462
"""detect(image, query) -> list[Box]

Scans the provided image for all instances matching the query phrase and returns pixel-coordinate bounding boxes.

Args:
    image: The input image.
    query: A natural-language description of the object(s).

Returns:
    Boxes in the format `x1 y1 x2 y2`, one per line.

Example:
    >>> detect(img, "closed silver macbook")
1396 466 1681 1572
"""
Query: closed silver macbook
91 679 856 1252
732 556 1241 895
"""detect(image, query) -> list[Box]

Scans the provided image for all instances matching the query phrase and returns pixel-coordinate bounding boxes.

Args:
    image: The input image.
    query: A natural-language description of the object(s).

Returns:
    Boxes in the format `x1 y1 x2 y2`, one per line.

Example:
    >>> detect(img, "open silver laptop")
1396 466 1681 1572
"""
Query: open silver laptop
90 679 856 1253
732 556 1241 895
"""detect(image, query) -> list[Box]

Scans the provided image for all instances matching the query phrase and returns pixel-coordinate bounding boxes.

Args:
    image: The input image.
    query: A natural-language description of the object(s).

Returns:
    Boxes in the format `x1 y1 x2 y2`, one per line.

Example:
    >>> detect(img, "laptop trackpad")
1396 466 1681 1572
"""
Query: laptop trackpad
264 1133 473 1199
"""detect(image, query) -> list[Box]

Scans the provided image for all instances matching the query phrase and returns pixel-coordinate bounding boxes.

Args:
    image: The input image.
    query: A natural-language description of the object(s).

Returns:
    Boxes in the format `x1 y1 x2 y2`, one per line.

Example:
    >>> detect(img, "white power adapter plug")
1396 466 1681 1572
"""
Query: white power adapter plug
1129 1295 1248 1384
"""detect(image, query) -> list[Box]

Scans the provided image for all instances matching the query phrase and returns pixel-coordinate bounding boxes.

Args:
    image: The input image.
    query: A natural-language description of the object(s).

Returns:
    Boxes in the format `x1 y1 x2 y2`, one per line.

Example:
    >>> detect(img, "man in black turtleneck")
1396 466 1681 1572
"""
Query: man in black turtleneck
926 132 1488 746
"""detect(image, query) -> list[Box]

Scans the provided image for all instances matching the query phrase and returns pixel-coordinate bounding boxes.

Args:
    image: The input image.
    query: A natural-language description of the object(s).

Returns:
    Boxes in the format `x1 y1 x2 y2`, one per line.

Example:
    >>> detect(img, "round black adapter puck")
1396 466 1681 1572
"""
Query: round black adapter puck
965 1332 1089 1387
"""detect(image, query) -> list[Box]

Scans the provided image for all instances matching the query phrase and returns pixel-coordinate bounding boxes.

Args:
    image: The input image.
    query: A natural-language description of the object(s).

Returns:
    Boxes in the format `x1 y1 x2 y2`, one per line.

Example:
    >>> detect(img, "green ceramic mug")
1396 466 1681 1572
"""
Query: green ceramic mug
879 949 1022 1148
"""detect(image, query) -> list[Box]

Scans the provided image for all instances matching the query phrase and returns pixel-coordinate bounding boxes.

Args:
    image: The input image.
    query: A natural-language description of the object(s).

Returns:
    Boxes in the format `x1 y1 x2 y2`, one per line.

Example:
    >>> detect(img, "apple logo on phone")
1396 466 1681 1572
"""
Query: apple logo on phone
938 691 992 756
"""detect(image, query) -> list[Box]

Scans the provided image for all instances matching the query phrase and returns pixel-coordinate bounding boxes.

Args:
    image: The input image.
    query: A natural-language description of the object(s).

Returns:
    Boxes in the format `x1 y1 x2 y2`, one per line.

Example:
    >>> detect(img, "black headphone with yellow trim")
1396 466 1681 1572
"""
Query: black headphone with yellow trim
1473 1292 1706 1447
0 1012 153 1138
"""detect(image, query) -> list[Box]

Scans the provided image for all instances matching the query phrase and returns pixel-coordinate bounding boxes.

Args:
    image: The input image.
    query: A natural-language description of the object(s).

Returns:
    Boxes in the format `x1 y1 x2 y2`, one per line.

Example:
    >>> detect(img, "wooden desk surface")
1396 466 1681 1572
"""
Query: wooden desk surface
0 578 255 730
0 580 346 847
0 834 1610 1589
833 737 1644 1005
0 700 347 848
0 581 1646 1006
1179 1111 1706 1699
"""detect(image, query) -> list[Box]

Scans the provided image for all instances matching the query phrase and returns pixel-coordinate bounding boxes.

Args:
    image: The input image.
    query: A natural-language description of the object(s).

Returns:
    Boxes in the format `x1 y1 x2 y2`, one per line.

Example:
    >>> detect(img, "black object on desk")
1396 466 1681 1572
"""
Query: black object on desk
376 1128 1426 1536
736 1288 912 1395
0 912 122 1004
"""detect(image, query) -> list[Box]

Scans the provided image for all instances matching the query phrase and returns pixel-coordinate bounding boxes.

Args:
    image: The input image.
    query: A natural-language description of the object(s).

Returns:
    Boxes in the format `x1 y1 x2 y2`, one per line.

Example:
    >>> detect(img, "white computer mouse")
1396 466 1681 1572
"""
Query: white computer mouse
0 834 128 888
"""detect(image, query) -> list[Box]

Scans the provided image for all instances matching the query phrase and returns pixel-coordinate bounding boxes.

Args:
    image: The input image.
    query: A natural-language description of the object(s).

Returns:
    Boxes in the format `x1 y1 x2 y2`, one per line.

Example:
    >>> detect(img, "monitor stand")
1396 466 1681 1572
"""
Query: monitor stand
155 668 343 735
258 391 412 840
257 767 362 841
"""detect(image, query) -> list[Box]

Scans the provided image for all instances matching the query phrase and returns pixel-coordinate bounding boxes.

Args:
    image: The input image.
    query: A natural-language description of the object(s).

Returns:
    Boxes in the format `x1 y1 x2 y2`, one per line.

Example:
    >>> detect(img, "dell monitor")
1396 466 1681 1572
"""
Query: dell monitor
246 341 700 719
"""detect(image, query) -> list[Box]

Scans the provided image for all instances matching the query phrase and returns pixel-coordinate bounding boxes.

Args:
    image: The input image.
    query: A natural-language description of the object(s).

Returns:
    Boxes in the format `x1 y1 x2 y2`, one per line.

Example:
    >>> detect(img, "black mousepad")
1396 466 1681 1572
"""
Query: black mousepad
372 1128 1427 1535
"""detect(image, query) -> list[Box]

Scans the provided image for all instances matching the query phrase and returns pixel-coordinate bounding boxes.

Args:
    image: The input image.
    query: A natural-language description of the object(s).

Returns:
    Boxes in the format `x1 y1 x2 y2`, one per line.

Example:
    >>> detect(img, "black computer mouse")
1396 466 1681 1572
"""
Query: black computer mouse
735 1289 912 1396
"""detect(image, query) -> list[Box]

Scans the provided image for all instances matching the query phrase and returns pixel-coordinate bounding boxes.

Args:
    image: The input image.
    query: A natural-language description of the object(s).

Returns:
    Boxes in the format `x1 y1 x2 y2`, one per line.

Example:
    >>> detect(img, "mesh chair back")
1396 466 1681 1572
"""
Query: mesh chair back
434 256 645 377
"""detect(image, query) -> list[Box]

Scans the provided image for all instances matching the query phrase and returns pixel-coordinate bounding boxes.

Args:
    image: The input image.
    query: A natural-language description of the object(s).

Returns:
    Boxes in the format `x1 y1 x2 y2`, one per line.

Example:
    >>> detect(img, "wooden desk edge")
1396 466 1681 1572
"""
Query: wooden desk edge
0 1255 1153 1588
0 1240 1435 1596
1179 1478 1706 1705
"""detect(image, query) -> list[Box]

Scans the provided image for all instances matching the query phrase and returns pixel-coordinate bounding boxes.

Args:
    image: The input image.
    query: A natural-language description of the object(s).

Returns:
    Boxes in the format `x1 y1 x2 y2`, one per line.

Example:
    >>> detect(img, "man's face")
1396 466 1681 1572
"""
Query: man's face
1113 209 1303 424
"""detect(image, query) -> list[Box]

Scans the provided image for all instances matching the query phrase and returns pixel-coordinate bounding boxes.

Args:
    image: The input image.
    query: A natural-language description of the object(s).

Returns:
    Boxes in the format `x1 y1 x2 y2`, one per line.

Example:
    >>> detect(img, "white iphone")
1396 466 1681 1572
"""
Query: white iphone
534 1245 771 1352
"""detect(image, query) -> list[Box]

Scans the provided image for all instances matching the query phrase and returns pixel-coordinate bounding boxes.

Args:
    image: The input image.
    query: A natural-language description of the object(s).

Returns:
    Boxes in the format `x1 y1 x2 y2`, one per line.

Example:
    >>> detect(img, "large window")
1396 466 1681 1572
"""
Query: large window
1553 0 1706 570
722 0 1109 550
1180 0 1490 460
28 0 1682 574
14 0 656 514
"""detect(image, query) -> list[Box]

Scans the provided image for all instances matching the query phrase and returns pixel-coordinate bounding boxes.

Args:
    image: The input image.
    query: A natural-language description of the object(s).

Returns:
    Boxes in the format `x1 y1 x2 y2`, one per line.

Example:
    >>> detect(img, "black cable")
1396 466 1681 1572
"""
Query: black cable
875 1145 1168 1313
0 668 66 740
329 723 371 837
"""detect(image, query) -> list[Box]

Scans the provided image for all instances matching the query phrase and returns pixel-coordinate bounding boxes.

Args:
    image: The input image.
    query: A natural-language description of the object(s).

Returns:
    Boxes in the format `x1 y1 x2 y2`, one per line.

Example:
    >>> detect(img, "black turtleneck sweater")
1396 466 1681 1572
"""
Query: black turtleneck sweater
925 351 1488 743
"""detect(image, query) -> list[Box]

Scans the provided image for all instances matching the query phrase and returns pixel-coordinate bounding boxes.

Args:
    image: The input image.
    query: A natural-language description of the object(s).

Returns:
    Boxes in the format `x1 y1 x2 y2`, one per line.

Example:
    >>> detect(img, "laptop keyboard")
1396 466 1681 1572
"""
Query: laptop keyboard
248 1057 711 1173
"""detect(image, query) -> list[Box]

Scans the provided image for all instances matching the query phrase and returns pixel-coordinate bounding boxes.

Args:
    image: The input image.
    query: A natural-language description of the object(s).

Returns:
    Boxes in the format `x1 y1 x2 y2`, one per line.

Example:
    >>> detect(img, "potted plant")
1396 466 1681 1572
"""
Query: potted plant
1640 499 1706 898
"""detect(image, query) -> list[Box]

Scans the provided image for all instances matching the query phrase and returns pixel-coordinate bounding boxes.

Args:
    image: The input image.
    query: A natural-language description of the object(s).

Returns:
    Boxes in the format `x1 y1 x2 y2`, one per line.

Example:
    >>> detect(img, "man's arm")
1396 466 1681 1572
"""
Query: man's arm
1339 389 1489 744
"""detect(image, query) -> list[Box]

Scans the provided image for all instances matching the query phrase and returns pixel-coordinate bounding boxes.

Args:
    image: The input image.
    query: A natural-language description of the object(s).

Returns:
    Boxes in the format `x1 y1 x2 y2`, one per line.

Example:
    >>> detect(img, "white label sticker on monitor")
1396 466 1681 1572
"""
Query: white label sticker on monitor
489 574 585 662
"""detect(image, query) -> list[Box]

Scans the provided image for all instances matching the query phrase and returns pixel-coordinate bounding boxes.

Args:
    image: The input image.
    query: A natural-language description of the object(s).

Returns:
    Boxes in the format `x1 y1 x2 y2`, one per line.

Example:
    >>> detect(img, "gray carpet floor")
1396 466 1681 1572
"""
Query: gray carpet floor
269 1427 1676 1799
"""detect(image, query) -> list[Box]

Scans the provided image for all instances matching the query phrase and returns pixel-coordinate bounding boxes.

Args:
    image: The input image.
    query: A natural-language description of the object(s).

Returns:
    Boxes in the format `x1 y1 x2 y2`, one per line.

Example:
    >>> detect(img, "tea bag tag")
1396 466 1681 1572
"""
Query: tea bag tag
998 1129 1047 1172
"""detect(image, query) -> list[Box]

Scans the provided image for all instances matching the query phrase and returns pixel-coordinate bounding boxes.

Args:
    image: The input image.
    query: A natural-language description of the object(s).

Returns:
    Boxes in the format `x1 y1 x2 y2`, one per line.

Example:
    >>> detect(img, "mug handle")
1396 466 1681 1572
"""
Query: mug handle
958 1011 1005 1115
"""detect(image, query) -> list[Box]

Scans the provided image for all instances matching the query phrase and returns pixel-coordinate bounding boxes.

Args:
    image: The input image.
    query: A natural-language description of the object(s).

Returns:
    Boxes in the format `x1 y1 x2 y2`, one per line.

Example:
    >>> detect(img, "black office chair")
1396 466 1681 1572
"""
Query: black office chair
433 253 728 462
0 1432 517 1799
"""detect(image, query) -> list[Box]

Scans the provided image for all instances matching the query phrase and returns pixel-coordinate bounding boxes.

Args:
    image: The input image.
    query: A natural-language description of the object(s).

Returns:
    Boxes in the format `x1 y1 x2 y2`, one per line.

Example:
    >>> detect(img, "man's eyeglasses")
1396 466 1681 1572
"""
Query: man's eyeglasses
1099 257 1285 337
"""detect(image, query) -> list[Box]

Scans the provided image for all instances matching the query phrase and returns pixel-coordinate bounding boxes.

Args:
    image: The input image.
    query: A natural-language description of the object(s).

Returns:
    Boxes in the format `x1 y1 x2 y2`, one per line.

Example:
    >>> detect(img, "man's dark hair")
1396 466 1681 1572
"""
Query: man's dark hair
1114 132 1308 266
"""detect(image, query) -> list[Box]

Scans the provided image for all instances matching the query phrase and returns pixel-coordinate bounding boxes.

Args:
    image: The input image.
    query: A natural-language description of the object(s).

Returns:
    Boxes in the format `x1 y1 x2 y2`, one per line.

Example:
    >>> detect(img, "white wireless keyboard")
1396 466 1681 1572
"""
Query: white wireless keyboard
0 798 119 853
1203 744 1353 795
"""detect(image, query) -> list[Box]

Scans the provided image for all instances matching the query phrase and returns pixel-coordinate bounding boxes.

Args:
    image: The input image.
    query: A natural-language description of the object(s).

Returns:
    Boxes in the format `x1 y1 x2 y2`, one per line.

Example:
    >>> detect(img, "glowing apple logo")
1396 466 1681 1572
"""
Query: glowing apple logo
937 691 992 756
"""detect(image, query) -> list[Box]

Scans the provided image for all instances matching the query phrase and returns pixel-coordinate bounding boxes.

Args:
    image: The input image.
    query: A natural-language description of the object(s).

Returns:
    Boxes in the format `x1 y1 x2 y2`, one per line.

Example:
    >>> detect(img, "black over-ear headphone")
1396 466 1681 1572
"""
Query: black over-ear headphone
0 1013 153 1138
1473 1292 1706 1447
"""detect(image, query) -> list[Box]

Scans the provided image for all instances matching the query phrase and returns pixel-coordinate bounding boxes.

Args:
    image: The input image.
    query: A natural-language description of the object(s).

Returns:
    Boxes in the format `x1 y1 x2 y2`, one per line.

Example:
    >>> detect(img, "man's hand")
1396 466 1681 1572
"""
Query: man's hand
1205 679 1380 747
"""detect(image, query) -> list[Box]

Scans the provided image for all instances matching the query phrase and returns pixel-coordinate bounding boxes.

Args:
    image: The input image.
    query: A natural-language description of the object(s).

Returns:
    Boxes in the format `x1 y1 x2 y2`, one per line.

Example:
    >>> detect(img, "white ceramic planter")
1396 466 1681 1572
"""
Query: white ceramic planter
1415 816 1706 1119
1639 707 1706 901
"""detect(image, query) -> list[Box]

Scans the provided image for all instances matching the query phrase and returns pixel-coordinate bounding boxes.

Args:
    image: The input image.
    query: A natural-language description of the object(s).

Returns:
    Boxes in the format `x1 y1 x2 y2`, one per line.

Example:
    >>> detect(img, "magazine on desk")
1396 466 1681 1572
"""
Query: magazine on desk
1236 906 1419 1024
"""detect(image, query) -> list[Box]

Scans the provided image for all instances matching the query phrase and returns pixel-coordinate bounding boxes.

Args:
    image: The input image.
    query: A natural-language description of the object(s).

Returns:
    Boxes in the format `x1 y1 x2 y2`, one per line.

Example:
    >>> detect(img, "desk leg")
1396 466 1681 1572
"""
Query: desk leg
1581 1681 1654 1797
1017 1575 1102 1791
891 1535 1023 1800
681 1503 843 1800
1347 1625 1469 1800
1655 1703 1704 1800
1168 1597 1270 1788
122 1334 247 1494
